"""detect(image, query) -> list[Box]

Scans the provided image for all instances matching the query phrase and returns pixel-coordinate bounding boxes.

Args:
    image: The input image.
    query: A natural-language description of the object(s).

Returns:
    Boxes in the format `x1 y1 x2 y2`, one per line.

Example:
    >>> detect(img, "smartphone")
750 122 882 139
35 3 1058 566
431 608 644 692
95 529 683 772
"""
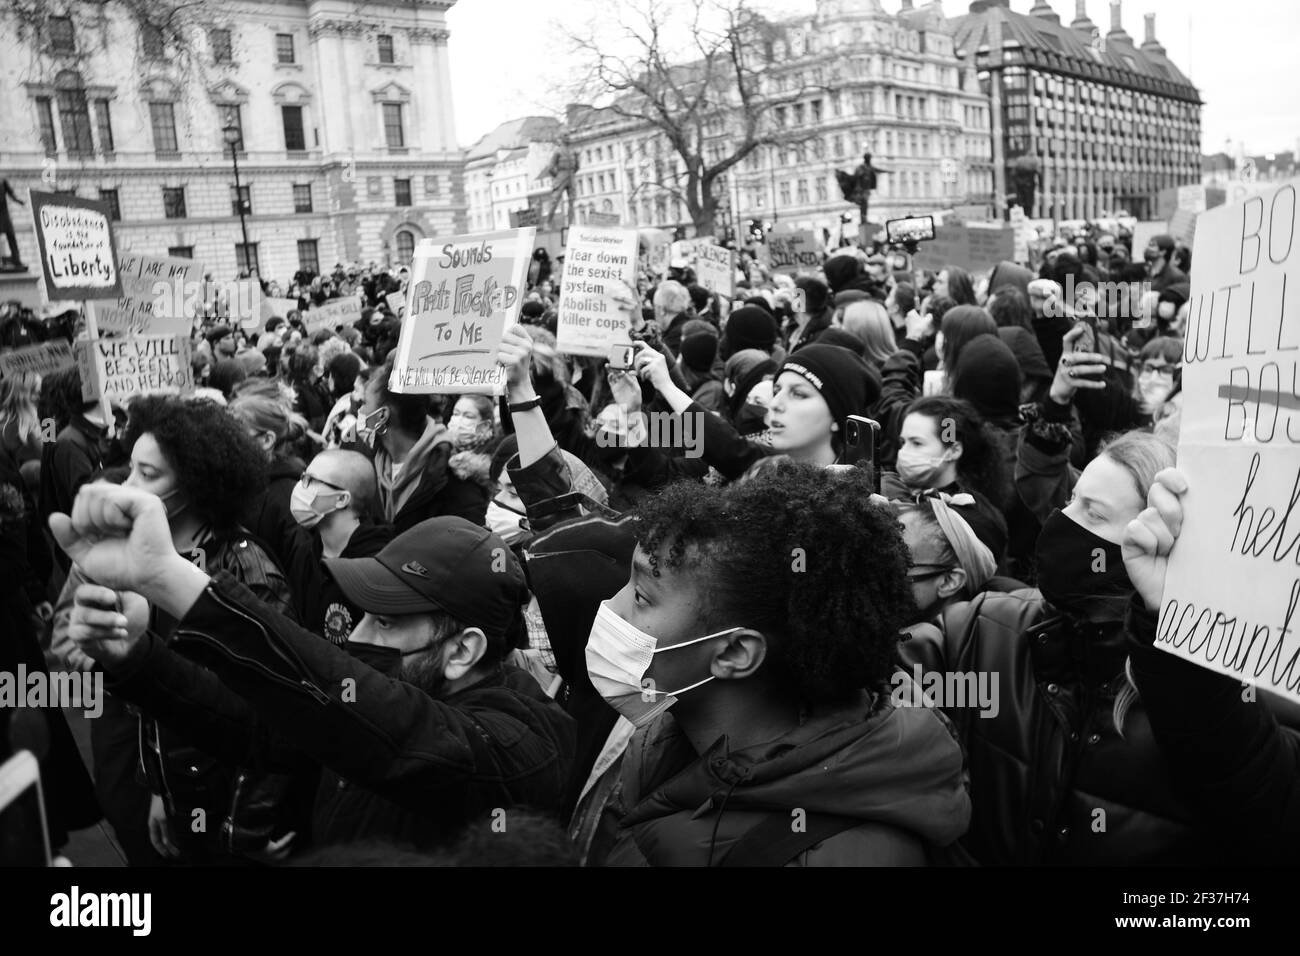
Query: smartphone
607 342 636 371
1071 313 1098 356
0 751 51 867
886 215 936 244
844 415 881 489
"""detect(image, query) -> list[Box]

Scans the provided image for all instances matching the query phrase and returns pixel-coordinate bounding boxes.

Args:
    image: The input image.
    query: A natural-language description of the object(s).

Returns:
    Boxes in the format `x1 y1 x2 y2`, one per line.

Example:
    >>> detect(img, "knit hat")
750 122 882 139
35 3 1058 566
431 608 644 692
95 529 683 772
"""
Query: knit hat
997 326 1051 384
795 276 830 315
777 343 881 430
722 305 779 358
679 332 718 372
816 327 867 357
987 260 1033 299
951 335 1021 421
832 288 872 309
743 295 775 316
822 254 862 294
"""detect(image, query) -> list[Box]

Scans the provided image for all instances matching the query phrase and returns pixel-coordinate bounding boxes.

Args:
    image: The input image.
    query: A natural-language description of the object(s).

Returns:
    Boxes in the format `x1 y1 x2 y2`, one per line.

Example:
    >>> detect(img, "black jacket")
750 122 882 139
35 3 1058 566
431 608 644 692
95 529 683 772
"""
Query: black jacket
243 455 320 622
39 414 111 571
107 572 575 851
304 521 395 643
390 442 489 535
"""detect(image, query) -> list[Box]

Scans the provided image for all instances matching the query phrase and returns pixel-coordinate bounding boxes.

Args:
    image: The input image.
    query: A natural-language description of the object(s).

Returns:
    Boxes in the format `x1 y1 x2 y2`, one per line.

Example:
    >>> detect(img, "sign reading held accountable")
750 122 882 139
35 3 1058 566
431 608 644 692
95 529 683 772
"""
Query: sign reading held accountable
76 335 195 403
694 241 735 297
0 340 75 380
556 227 638 358
1158 177 1300 703
95 253 205 336
389 228 534 394
29 191 122 301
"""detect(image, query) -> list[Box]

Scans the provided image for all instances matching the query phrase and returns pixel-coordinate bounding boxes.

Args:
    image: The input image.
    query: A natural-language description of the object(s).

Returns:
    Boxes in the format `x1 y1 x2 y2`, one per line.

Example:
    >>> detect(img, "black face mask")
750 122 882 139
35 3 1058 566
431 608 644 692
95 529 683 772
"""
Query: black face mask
1035 509 1133 620
345 640 440 681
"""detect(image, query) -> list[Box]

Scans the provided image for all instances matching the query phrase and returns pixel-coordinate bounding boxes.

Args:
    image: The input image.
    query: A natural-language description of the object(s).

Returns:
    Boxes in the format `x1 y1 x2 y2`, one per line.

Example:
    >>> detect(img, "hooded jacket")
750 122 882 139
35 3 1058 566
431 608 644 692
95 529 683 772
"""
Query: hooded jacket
596 682 971 866
375 419 488 533
988 260 1034 299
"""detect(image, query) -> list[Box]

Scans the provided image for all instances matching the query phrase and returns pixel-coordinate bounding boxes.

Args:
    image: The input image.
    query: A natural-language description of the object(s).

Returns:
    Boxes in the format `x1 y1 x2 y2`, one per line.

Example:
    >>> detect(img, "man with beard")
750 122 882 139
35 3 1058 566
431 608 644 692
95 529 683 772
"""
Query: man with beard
57 494 575 855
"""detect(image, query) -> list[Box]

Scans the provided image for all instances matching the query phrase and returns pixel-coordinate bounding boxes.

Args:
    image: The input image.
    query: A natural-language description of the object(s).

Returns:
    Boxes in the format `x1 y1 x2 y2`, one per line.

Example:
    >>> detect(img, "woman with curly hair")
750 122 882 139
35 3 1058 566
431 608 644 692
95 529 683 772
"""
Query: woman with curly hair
116 394 306 866
580 463 970 865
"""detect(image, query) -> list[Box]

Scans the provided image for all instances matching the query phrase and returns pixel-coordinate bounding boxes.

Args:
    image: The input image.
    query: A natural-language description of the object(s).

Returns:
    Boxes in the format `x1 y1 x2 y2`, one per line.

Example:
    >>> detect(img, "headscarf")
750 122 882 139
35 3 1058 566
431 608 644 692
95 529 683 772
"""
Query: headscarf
919 490 997 593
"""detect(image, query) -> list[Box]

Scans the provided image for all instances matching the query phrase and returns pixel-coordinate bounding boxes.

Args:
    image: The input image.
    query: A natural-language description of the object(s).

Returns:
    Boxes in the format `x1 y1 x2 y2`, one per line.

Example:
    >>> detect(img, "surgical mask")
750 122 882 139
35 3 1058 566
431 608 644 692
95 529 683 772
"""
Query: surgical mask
585 600 741 728
896 446 952 490
158 487 187 522
448 414 491 449
486 498 526 542
290 482 346 529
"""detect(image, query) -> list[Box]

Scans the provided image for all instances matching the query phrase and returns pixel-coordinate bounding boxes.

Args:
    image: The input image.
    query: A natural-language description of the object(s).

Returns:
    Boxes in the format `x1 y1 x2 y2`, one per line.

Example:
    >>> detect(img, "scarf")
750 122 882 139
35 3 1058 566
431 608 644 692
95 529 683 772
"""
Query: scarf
375 418 451 522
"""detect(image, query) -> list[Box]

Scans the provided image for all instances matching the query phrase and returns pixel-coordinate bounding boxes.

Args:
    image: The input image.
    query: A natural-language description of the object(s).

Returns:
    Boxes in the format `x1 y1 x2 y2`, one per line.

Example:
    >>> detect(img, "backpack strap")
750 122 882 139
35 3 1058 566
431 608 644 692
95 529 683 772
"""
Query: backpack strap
717 813 865 867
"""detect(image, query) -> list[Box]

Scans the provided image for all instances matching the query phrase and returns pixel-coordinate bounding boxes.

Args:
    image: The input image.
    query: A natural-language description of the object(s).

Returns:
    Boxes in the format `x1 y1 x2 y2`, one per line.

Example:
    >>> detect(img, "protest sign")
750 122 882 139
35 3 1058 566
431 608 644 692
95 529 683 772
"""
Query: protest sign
1177 184 1208 214
261 297 299 322
1158 178 1300 702
911 225 1016 275
94 253 204 336
386 291 406 314
638 229 672 279
0 340 74 380
556 226 639 358
29 191 122 301
77 334 194 403
767 229 821 274
1130 222 1168 258
304 297 363 335
1009 206 1028 264
693 241 735 297
389 228 534 394
589 211 621 226
1167 208 1198 249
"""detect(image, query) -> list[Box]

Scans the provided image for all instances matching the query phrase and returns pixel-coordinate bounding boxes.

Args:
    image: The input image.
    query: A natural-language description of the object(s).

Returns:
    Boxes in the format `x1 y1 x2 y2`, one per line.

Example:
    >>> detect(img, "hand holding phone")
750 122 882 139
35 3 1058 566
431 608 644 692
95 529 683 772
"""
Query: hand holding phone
607 342 636 371
844 415 881 489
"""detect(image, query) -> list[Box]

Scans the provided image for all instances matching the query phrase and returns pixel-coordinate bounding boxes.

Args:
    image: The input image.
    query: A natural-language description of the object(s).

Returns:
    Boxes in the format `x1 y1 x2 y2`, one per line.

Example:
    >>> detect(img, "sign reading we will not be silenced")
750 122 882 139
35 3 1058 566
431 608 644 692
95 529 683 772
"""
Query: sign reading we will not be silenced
389 228 534 394
76 335 195 403
766 229 821 274
1158 177 1300 703
29 191 122 301
557 227 639 358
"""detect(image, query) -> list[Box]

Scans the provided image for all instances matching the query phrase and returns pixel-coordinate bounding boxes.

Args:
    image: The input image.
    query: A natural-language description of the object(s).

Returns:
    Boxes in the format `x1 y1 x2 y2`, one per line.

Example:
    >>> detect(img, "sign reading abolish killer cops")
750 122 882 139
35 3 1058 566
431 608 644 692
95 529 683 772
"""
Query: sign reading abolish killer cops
1158 177 1300 702
556 227 638 358
29 191 122 301
389 228 534 394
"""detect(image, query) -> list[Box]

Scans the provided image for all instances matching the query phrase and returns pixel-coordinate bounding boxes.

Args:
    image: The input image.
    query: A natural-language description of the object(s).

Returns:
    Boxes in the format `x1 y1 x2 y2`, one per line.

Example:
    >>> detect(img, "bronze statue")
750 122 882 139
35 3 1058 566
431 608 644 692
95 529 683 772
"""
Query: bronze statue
1 179 26 270
1011 156 1040 215
835 152 886 244
543 140 580 229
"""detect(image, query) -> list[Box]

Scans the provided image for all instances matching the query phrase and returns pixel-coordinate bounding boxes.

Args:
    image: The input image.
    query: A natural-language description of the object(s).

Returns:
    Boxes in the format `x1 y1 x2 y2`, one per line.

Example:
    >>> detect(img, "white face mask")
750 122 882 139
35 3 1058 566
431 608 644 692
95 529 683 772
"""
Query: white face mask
289 482 345 529
1138 377 1173 410
486 498 526 542
896 445 952 490
585 600 741 728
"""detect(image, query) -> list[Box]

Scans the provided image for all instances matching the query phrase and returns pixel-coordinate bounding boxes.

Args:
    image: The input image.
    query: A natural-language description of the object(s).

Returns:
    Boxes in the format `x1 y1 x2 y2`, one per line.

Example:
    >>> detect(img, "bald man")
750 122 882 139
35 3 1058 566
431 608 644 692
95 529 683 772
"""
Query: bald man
291 449 394 643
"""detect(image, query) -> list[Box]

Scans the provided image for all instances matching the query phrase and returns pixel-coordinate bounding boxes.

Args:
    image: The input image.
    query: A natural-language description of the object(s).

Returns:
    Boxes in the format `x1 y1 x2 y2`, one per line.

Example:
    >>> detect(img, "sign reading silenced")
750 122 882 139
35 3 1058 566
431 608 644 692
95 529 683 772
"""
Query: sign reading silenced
1158 177 1300 702
694 241 735 297
29 191 122 301
389 228 534 394
556 227 638 358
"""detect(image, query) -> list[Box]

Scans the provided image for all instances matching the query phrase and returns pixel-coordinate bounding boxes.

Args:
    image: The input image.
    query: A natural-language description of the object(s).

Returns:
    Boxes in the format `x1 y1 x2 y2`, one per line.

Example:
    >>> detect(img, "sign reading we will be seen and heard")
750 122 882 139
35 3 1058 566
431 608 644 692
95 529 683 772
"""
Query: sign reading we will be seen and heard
1159 178 1300 703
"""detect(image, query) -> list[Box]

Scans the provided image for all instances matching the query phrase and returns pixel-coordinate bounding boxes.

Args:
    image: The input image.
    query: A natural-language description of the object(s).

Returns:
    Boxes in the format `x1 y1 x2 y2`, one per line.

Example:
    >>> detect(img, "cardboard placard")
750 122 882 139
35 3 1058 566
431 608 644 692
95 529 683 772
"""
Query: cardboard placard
77 334 195 403
556 227 639 358
29 191 122 301
767 229 821 274
1130 221 1168 258
1168 208 1198 249
386 291 406 314
0 340 75 380
94 253 205 336
693 241 735 297
389 229 534 394
1177 184 1207 214
589 211 621 226
638 228 672 279
911 224 1016 275
261 297 299 322
1157 178 1300 702
304 298 363 335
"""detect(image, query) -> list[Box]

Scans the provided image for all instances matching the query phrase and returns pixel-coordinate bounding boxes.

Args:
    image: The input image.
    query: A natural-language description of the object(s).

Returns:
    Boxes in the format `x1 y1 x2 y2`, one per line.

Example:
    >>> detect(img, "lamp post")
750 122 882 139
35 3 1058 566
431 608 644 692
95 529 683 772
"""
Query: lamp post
222 118 253 276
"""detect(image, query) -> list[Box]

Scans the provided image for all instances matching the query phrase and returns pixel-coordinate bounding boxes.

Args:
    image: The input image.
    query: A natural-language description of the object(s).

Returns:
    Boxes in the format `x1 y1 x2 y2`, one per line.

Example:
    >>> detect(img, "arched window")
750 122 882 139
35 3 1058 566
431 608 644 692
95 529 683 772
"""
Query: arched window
56 70 94 155
395 229 415 265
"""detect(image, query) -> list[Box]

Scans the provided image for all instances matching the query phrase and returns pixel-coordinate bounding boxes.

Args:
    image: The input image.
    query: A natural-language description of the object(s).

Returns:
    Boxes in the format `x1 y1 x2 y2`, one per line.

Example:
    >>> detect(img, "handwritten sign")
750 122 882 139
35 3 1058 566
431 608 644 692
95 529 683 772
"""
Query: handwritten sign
1177 184 1207 214
694 241 735 297
589 211 621 226
386 291 406 314
1130 222 1168 259
1167 208 1198 249
77 334 194 403
911 225 1016 275
29 191 122 301
556 226 638 358
95 253 203 336
389 228 534 393
0 340 74 380
1158 178 1300 702
638 228 672 280
767 229 821 274
1009 205 1028 264
304 298 362 335
261 297 299 322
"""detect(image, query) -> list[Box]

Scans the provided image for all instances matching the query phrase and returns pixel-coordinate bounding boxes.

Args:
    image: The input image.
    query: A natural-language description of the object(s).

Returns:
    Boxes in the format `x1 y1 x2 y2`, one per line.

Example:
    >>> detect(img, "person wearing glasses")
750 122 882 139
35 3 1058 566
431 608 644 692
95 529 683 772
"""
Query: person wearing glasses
290 449 394 644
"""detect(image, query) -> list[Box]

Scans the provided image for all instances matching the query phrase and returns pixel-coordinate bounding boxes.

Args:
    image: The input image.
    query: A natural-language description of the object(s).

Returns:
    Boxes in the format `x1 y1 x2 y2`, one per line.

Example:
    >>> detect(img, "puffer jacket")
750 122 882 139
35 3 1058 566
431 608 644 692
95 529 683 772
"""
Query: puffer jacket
141 528 310 863
900 589 1238 864
595 679 971 866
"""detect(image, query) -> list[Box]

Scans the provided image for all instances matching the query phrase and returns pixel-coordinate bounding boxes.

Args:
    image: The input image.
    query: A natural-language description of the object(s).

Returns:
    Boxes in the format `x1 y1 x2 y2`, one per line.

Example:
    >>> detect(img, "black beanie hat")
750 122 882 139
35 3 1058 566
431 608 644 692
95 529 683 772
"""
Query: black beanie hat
744 296 775 316
951 335 1022 421
723 305 779 357
823 255 862 294
778 343 881 430
679 332 718 372
795 276 830 315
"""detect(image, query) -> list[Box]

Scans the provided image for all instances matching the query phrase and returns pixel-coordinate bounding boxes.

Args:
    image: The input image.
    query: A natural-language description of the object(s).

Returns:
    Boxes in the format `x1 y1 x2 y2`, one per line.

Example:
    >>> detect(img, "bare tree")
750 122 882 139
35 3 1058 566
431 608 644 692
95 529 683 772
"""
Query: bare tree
565 0 824 238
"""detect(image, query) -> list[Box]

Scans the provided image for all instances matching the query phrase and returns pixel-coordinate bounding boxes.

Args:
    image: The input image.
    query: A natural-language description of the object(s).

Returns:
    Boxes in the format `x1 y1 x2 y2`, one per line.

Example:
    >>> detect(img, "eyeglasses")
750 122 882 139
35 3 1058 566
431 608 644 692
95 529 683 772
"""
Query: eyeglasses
300 473 346 493
1138 362 1176 377
907 563 955 581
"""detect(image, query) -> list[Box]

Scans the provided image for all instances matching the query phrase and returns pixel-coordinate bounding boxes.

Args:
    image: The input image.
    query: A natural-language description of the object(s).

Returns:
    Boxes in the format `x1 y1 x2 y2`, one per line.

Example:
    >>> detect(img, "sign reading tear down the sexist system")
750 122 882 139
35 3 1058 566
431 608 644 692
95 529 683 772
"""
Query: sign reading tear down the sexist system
1158 177 1300 702
556 227 639 358
388 228 534 394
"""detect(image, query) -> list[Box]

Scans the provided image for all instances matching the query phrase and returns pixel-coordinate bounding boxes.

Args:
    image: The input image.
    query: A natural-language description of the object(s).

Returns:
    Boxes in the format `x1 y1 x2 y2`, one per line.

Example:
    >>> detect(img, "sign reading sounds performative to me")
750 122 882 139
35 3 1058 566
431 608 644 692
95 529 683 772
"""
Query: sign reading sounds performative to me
389 228 534 394
1159 177 1300 703
556 227 638 358
29 191 122 301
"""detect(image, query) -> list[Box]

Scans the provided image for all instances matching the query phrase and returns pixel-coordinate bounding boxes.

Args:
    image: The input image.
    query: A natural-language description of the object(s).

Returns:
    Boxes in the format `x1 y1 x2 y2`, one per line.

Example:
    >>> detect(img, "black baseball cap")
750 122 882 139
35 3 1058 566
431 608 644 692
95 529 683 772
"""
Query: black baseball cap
325 516 528 638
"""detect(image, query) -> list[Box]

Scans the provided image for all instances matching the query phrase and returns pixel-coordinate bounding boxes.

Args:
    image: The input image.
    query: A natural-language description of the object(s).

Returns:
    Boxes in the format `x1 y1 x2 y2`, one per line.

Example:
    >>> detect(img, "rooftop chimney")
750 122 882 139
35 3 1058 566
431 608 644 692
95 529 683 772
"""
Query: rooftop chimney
1140 12 1166 54
900 0 914 9
1070 0 1098 39
1029 1 1061 24
1107 0 1129 39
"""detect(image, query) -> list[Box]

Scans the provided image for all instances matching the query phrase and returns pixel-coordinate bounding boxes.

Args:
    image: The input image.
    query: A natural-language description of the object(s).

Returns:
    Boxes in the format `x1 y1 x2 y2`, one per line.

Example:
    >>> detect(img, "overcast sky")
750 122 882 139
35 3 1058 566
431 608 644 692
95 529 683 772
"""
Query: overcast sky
446 0 1299 157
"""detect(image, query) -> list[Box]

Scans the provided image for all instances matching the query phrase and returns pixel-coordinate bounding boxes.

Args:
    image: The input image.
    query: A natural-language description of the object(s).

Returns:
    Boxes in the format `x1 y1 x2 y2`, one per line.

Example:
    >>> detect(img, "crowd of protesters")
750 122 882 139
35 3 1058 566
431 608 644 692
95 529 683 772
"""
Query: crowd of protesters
1 213 1296 869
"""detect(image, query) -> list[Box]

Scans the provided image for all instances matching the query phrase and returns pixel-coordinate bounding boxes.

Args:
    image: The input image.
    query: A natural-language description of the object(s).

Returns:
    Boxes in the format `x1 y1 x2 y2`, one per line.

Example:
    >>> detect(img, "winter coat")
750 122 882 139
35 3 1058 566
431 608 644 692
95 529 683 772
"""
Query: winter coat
595 681 971 866
303 522 395 644
243 454 319 623
39 414 111 571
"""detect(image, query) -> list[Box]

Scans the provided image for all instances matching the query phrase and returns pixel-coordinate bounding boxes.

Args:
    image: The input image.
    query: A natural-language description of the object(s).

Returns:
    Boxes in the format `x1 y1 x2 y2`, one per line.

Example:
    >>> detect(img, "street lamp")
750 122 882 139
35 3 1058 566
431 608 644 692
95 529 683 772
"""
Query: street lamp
222 117 253 276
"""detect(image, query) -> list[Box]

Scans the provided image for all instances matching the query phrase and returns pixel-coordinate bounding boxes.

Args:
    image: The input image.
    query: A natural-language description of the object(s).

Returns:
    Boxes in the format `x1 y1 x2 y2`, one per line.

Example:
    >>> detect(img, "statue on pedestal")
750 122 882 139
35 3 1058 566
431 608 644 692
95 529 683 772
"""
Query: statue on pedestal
543 139 581 230
835 152 887 245
1 179 26 270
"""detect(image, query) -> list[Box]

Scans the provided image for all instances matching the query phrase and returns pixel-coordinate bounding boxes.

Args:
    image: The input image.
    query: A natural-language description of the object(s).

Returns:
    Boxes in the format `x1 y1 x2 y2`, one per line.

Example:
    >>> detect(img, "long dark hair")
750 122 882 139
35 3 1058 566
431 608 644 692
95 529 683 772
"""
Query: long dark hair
939 306 997 374
904 395 1010 509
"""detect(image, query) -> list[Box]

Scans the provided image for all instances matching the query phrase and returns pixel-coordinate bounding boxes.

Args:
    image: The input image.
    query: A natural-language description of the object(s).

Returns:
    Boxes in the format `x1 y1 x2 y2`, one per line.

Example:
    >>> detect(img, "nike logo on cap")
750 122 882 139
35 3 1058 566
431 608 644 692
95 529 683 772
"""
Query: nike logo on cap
401 561 429 578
